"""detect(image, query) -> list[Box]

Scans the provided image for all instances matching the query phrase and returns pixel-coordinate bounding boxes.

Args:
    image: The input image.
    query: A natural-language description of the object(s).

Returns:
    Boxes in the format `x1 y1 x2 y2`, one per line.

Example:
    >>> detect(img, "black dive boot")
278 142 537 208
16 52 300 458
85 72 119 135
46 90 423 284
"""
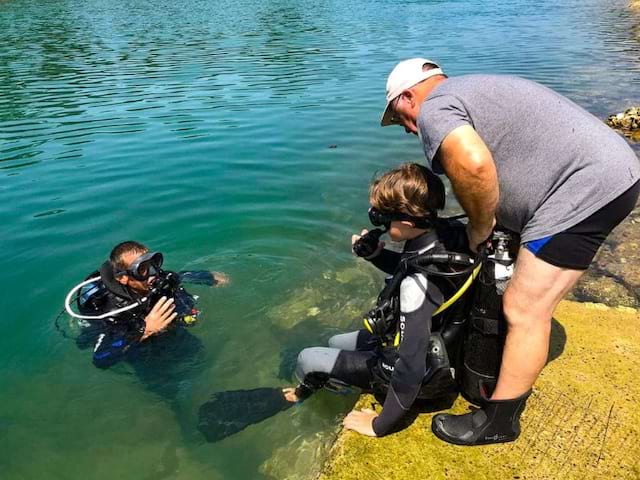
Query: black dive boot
431 390 531 445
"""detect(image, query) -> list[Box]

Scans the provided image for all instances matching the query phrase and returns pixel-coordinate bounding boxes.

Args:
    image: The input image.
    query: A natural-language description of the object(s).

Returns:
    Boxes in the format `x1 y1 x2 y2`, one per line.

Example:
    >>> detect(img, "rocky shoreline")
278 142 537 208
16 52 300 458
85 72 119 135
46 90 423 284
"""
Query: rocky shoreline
606 107 640 142
569 200 640 307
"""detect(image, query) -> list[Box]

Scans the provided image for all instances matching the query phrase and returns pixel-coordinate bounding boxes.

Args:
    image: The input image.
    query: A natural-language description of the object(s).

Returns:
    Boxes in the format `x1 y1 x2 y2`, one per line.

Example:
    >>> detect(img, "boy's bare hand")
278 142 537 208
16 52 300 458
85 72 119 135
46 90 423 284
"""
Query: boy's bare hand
142 297 176 340
343 408 378 437
282 387 299 403
351 229 369 247
352 229 385 258
212 271 230 287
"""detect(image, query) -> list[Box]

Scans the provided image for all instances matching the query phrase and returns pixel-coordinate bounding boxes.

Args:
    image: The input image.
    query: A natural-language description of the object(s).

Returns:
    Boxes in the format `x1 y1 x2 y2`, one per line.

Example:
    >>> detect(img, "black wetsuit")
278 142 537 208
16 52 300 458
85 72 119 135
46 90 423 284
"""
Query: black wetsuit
76 262 215 369
295 227 466 436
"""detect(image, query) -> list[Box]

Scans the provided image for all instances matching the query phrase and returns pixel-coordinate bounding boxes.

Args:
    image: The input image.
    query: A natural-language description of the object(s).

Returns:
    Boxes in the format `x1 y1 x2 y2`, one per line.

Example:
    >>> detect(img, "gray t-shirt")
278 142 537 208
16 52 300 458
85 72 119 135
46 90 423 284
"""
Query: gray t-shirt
417 74 640 243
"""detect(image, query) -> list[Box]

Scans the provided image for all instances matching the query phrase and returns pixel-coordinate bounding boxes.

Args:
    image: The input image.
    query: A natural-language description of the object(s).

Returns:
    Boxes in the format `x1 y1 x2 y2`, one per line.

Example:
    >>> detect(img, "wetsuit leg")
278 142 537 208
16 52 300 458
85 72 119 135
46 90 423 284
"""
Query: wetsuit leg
328 329 378 351
294 347 376 398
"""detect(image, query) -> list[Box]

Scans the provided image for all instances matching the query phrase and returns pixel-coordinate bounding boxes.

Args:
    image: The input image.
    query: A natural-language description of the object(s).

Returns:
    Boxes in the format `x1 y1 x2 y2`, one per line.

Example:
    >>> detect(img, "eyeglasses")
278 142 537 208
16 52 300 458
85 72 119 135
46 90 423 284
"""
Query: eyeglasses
389 95 403 125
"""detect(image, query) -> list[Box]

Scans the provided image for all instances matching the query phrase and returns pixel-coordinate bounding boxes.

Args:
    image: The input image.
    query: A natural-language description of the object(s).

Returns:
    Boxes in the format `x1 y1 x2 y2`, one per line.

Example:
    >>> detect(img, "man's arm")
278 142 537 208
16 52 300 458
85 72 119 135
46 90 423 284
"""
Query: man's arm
178 271 229 286
438 125 498 251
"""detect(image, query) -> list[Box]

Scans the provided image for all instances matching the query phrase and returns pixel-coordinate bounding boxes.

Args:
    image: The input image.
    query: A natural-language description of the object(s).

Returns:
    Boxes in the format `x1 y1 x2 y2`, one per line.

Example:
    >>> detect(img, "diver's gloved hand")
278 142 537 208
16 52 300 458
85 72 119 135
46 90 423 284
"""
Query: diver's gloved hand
352 229 385 259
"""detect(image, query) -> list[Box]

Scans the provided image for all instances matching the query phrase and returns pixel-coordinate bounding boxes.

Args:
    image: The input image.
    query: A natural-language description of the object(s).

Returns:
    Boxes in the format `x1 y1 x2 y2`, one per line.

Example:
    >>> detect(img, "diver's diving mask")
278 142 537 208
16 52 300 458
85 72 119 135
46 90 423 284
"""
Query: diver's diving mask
368 207 434 229
116 251 164 281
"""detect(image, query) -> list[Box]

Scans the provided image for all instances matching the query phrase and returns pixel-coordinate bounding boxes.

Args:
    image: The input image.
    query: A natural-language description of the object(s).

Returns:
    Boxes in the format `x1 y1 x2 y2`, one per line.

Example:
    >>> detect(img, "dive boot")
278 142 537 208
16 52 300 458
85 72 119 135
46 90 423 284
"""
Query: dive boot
431 389 531 445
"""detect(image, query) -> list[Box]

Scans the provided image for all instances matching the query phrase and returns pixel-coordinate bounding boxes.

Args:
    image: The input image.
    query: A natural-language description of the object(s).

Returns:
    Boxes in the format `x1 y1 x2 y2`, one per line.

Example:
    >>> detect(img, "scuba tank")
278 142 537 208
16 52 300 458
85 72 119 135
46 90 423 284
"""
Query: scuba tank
460 231 514 405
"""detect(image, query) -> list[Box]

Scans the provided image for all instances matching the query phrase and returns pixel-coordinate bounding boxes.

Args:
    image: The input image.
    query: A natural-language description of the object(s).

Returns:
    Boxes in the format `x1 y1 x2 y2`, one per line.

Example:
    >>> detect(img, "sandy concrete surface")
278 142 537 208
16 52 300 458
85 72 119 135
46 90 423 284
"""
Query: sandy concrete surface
318 301 640 480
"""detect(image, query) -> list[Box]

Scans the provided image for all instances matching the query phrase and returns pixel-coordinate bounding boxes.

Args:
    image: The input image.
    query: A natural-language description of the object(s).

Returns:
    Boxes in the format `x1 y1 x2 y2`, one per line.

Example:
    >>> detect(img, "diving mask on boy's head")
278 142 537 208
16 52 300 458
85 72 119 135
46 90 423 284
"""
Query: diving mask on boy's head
368 207 434 229
115 251 164 280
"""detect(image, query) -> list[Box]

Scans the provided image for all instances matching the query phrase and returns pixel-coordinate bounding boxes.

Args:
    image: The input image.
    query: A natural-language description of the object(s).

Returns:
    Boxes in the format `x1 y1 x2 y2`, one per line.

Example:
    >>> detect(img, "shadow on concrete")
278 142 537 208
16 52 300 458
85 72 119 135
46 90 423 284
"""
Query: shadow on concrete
547 318 567 364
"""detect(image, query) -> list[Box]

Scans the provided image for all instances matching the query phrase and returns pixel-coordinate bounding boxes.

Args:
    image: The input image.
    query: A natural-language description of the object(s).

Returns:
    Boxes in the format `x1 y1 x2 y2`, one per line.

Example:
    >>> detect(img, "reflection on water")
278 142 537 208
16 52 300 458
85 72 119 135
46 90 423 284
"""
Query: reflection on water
0 0 639 479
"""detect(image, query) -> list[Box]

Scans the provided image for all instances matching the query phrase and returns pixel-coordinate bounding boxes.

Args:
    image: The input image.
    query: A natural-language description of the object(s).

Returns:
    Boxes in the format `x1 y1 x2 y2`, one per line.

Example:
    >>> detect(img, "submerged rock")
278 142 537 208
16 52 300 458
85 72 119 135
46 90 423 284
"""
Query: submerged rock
267 261 380 330
260 433 334 480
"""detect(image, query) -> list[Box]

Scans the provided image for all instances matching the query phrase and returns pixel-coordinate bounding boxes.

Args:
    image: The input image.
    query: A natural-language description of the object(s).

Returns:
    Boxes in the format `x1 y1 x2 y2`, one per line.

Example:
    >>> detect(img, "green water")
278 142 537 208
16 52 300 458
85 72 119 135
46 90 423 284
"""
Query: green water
1 0 639 478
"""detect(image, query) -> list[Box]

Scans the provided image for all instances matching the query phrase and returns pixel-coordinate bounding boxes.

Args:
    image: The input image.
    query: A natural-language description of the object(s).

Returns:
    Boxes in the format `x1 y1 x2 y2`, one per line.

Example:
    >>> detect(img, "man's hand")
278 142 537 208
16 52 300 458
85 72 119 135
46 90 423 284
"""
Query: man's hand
212 271 230 286
466 219 496 253
343 408 378 437
142 297 176 340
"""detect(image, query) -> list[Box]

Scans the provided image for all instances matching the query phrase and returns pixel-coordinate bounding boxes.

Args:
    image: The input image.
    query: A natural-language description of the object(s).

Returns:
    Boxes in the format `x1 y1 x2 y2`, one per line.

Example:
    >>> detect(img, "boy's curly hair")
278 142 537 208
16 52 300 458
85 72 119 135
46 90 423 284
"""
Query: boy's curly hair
369 163 445 219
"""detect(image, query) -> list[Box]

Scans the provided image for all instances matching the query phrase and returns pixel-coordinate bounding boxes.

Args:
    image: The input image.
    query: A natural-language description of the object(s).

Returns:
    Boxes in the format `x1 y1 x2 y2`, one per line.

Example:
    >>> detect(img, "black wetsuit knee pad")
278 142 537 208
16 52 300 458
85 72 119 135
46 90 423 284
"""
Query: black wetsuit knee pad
329 350 377 390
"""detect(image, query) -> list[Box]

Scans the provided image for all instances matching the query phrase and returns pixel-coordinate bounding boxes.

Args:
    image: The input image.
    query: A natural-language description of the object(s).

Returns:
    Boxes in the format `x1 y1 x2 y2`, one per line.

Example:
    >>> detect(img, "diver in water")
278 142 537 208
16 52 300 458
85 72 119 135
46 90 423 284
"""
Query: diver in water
198 163 485 442
65 240 229 369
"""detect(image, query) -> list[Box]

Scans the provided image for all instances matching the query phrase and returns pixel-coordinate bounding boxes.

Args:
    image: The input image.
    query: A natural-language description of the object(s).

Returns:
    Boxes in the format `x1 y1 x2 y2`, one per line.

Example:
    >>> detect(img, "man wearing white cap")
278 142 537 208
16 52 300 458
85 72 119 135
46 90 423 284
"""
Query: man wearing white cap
380 58 640 445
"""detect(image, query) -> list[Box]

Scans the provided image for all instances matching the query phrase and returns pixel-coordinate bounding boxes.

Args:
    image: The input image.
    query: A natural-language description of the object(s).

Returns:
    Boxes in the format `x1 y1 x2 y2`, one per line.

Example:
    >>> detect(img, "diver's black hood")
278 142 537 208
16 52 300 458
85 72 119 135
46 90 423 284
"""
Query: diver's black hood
99 261 137 302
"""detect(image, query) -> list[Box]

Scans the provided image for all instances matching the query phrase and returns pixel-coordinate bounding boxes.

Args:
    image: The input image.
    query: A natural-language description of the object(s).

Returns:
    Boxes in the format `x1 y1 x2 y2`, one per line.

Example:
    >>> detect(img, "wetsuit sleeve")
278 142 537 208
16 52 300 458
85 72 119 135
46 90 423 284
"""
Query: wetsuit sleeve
92 322 143 369
178 271 216 286
367 249 401 275
372 273 442 436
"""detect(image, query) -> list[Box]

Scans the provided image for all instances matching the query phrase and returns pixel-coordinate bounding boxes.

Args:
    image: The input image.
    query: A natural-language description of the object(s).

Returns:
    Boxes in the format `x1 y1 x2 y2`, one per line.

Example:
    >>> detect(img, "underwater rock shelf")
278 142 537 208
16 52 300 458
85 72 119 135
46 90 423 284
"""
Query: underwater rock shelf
318 301 640 480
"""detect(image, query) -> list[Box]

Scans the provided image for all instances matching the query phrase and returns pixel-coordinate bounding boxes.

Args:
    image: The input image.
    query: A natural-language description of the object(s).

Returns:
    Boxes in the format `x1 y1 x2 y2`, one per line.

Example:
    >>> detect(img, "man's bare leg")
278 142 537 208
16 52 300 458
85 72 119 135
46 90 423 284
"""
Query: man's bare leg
491 248 585 400
431 248 586 445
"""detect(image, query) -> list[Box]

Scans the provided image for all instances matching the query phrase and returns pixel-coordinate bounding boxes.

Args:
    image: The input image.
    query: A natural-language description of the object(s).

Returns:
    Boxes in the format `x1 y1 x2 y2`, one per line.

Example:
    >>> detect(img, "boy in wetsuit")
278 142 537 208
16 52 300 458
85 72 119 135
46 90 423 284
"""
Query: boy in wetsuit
283 163 461 437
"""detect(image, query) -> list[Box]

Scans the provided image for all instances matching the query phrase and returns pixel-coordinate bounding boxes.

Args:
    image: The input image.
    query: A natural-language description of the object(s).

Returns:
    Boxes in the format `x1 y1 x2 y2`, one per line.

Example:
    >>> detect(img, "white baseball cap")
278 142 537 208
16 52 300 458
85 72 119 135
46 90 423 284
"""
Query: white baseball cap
380 58 444 126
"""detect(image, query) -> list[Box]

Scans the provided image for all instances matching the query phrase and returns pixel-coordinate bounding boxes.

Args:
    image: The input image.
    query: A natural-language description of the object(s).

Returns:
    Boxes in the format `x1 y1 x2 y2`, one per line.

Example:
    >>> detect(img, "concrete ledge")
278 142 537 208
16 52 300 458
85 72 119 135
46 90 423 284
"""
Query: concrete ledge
318 301 640 480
